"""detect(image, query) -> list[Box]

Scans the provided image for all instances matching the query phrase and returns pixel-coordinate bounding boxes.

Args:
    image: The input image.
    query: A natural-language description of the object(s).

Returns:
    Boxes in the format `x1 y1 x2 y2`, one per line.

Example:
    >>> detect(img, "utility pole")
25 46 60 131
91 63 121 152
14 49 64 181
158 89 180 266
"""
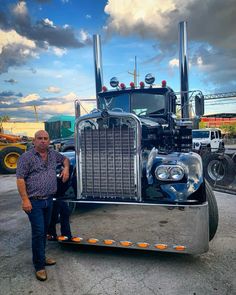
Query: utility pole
128 56 139 87
33 105 39 122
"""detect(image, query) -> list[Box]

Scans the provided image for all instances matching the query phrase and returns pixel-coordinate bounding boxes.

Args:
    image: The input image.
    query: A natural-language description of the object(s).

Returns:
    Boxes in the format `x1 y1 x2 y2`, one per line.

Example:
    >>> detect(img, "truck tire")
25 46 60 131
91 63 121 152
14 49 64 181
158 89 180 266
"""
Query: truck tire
203 153 235 186
205 180 218 241
0 146 24 174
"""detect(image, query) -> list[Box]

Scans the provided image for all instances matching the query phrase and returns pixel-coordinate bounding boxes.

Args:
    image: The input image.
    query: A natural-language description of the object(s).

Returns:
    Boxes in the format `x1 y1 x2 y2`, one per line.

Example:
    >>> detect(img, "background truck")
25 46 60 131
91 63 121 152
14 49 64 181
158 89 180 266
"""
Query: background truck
57 22 218 254
192 128 224 153
0 133 28 174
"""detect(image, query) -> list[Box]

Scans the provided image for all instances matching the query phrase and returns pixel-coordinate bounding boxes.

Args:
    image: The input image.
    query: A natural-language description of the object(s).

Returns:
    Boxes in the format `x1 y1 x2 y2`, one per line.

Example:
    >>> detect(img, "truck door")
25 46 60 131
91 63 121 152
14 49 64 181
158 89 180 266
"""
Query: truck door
211 131 218 151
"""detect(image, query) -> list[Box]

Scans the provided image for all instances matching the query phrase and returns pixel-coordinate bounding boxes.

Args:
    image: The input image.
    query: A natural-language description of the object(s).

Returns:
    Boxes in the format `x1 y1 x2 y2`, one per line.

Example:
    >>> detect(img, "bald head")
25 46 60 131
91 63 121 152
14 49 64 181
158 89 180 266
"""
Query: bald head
33 130 50 152
34 130 49 139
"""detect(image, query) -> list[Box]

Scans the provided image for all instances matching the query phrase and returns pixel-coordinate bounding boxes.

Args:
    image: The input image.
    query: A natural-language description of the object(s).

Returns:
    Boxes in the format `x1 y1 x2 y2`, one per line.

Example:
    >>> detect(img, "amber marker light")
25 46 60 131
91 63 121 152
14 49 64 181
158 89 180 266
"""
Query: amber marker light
103 239 115 245
174 245 186 251
155 244 168 250
71 237 83 243
137 242 150 248
120 241 132 247
57 236 68 241
87 238 98 244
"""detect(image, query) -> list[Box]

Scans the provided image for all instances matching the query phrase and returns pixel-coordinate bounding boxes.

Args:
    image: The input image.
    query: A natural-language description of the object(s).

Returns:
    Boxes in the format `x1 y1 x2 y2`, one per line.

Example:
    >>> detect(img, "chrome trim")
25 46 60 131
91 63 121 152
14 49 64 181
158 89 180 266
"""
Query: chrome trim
69 202 209 254
75 111 142 201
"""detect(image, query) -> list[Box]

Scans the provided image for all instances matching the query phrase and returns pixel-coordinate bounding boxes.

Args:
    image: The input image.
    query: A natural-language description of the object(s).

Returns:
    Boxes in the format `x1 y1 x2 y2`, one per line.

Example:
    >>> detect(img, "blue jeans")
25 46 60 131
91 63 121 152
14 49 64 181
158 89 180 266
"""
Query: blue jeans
48 200 72 239
27 198 53 271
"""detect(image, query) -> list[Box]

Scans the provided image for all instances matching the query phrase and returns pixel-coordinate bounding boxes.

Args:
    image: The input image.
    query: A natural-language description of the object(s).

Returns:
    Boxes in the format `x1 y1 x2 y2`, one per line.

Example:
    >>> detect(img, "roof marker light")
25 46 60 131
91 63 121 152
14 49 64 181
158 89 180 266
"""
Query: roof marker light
130 82 135 89
162 80 167 87
140 81 145 88
120 83 126 89
102 86 107 92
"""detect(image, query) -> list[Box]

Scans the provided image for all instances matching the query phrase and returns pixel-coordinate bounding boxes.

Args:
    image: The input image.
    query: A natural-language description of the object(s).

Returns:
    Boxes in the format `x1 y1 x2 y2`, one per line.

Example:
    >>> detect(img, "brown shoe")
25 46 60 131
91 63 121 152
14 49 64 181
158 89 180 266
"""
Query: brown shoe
45 257 56 266
36 269 47 281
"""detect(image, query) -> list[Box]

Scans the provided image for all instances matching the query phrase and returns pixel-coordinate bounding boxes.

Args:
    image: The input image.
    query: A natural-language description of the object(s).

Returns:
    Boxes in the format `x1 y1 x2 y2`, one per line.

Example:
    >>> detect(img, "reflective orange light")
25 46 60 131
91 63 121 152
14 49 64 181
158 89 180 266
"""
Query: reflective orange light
103 239 115 245
155 244 168 250
120 241 132 247
174 245 186 251
87 238 98 244
137 242 149 248
71 237 83 243
57 236 68 241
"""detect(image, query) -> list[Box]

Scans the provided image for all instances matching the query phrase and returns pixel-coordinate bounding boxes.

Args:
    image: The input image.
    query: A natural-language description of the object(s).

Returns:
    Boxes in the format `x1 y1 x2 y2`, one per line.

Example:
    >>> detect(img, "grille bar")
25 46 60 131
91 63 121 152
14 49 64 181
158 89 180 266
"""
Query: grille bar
80 125 137 200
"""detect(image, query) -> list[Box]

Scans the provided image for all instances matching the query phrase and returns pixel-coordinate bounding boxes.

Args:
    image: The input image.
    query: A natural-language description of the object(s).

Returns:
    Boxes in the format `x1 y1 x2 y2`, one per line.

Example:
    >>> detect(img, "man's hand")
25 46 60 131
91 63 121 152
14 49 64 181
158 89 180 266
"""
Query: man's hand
60 167 70 183
22 199 32 213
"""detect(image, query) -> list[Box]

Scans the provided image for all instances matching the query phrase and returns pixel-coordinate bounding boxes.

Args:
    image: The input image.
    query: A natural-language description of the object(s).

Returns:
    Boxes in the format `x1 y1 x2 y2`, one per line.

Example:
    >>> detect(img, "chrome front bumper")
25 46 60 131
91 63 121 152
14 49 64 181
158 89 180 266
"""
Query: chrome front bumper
64 201 209 254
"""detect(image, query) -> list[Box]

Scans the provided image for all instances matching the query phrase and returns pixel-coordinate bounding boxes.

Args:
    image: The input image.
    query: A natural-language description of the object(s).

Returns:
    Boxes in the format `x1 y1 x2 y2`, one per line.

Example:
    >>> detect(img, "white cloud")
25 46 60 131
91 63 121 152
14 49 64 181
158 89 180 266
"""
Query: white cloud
86 14 91 19
43 18 56 28
169 58 179 68
0 29 36 53
20 93 40 103
13 1 28 16
52 47 67 57
46 86 61 93
79 29 90 43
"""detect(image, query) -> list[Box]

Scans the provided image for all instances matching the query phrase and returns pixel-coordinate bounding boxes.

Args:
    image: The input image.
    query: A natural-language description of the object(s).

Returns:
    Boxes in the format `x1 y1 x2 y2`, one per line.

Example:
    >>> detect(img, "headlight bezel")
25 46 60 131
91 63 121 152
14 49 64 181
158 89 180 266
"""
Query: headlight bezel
155 165 185 181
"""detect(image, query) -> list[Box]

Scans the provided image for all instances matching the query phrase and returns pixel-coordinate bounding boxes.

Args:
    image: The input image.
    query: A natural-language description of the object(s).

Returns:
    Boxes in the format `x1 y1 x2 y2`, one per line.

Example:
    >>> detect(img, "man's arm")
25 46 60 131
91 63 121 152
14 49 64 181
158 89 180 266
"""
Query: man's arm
60 157 70 183
16 178 32 213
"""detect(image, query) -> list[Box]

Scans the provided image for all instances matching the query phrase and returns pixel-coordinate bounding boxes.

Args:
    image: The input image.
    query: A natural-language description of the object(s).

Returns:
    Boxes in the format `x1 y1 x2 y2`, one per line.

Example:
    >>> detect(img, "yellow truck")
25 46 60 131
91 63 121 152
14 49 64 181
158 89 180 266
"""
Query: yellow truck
0 133 28 174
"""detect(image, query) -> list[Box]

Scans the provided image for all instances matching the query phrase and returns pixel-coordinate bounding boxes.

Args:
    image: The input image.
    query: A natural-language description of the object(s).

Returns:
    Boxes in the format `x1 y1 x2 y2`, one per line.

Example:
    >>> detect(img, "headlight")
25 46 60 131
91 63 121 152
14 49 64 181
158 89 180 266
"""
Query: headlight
195 142 200 147
155 165 184 181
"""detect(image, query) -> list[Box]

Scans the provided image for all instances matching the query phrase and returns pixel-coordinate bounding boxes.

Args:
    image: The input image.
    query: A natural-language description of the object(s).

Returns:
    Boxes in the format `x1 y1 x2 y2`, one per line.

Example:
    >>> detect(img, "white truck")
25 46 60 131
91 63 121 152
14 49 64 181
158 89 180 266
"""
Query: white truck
192 128 224 153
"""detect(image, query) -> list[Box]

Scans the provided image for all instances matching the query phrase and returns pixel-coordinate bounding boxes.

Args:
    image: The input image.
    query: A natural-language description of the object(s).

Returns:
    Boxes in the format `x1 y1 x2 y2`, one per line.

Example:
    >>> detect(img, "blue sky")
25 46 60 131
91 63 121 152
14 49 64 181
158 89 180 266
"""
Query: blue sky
0 0 236 121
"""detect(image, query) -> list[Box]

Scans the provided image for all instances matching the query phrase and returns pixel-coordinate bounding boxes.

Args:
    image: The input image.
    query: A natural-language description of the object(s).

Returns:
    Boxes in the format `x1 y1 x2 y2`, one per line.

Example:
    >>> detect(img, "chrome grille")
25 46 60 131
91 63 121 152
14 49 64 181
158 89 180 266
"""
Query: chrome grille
80 125 137 200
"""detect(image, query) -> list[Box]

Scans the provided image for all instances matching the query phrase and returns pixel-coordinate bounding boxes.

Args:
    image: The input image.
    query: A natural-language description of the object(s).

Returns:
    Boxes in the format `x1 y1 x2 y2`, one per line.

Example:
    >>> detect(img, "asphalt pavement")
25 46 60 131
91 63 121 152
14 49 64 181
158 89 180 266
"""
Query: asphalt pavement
0 175 235 295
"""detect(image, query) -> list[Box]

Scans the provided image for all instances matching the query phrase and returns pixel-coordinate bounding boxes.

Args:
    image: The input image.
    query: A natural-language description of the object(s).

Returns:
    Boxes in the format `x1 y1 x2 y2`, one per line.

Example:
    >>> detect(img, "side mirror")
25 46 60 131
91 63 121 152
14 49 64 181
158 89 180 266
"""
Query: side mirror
195 94 204 116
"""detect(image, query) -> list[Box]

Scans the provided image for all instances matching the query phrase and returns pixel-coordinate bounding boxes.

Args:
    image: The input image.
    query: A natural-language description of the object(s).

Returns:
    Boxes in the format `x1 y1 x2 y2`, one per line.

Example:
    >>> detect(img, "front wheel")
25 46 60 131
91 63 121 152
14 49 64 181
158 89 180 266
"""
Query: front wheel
205 180 219 241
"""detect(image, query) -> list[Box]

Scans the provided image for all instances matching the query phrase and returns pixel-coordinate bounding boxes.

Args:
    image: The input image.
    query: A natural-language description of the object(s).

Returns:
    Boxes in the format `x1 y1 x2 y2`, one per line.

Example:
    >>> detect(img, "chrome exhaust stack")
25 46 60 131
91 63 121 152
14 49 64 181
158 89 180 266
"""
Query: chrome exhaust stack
93 34 103 107
179 21 189 119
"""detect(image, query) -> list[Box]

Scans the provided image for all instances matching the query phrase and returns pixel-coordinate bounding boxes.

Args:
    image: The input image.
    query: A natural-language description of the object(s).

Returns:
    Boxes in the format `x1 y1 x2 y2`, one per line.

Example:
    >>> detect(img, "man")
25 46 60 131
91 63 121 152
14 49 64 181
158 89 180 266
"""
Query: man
16 130 70 281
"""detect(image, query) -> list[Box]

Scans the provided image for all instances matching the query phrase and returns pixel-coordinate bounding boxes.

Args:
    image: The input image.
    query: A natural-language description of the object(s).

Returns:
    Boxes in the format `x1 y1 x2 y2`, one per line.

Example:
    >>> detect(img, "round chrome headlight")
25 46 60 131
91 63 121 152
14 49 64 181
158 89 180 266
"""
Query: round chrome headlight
169 166 184 181
155 165 185 181
155 166 170 180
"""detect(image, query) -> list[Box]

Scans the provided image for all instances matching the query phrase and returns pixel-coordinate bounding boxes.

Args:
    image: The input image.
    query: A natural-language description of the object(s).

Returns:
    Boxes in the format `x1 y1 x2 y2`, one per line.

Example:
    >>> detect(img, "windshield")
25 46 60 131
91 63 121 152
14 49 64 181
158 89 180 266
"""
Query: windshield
98 92 166 115
192 131 210 138
131 93 165 115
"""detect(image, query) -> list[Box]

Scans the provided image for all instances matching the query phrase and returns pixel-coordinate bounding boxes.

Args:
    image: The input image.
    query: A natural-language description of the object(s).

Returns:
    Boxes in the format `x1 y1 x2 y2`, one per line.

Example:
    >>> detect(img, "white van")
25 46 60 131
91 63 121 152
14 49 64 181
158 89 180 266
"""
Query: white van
192 128 224 152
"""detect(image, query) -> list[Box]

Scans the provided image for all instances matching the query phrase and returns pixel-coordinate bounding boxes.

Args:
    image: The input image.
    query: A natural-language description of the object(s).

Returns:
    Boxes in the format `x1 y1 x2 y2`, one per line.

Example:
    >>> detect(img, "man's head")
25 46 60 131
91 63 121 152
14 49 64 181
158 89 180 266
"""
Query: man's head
33 130 50 152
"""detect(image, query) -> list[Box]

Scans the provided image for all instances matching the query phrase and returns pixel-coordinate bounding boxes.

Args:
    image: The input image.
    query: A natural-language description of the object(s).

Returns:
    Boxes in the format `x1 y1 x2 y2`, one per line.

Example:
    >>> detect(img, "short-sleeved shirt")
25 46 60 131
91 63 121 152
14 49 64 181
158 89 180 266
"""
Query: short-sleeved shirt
16 148 66 198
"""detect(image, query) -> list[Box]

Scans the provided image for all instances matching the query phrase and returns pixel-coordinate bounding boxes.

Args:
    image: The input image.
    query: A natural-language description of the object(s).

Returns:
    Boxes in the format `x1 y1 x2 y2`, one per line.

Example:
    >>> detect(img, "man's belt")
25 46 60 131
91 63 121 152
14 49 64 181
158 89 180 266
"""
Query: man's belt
30 195 54 200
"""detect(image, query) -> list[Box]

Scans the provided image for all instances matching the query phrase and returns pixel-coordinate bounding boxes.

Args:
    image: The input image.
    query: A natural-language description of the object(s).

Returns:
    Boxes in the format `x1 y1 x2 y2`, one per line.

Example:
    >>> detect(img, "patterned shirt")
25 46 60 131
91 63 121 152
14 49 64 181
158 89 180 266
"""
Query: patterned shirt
16 148 66 198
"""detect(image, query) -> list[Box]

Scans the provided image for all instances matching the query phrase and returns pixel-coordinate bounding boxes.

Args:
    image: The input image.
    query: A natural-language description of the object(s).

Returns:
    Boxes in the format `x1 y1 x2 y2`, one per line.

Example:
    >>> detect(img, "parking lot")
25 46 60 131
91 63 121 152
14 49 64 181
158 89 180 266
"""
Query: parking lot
0 174 235 295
